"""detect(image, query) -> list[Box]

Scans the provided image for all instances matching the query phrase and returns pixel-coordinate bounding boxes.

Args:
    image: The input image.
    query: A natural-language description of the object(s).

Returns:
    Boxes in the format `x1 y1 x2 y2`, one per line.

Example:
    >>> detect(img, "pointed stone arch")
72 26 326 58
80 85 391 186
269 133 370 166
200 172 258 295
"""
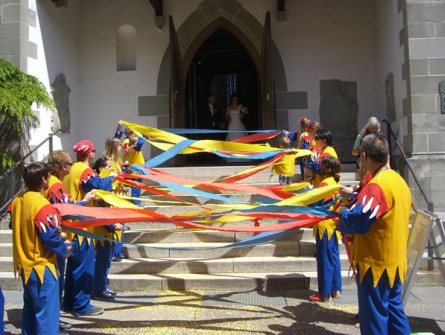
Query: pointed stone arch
143 0 307 132
156 0 287 95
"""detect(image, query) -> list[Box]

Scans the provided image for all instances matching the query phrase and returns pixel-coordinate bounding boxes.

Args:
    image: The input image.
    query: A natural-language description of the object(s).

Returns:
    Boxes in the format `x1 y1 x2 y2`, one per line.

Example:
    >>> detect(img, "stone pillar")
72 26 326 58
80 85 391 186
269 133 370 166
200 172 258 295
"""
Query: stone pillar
0 0 37 71
401 0 445 211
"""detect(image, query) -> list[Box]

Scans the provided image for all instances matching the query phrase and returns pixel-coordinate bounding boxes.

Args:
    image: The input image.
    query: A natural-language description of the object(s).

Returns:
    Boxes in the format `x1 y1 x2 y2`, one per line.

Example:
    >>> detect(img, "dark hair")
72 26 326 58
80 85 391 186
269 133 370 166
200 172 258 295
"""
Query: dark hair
320 156 342 183
93 157 109 174
23 162 50 192
316 129 333 146
207 93 215 100
230 93 238 100
361 133 389 164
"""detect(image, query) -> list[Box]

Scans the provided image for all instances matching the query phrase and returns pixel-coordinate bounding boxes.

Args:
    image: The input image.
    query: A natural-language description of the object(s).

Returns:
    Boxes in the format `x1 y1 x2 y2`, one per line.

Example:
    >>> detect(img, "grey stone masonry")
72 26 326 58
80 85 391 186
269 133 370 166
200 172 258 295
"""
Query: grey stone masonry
0 0 37 71
402 0 445 211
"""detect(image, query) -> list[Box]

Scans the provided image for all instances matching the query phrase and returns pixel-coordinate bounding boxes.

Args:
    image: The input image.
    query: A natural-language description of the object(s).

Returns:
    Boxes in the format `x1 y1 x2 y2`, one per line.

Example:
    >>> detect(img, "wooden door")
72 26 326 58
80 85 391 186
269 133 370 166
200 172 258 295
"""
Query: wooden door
169 15 184 129
169 16 186 166
260 11 275 131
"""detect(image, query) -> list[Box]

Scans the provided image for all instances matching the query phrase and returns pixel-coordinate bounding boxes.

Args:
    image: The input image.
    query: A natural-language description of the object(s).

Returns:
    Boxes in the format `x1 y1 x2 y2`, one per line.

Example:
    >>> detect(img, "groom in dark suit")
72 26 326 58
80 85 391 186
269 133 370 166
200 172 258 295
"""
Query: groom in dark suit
199 93 225 139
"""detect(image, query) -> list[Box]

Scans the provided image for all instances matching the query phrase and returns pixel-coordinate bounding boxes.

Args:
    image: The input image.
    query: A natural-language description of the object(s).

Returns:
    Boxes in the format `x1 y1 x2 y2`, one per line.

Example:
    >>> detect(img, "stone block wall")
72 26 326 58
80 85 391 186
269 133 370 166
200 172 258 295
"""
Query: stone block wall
0 0 37 71
401 0 445 211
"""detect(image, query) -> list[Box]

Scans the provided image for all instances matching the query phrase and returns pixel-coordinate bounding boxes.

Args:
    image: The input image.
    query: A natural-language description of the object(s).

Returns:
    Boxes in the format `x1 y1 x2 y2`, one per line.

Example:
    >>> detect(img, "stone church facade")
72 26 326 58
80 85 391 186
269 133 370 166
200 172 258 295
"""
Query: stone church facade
0 0 444 210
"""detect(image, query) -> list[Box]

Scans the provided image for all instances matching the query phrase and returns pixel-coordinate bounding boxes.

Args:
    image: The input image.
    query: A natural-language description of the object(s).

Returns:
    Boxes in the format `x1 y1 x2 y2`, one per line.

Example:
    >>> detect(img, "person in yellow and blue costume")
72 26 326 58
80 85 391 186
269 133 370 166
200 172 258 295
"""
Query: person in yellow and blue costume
62 140 116 317
306 129 338 188
92 157 123 301
309 156 343 303
271 137 295 185
339 133 411 335
46 150 95 331
10 162 71 335
127 132 147 206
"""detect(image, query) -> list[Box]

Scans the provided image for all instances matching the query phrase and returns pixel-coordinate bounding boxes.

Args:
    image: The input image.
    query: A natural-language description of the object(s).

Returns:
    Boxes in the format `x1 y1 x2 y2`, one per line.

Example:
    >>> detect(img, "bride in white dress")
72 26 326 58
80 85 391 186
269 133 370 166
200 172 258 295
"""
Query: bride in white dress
225 94 248 163
225 94 247 142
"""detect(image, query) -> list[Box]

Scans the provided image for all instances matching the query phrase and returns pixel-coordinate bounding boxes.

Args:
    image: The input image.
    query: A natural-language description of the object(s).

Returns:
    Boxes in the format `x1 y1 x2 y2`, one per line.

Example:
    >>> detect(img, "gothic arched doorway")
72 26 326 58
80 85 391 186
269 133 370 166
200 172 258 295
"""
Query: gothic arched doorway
185 27 260 134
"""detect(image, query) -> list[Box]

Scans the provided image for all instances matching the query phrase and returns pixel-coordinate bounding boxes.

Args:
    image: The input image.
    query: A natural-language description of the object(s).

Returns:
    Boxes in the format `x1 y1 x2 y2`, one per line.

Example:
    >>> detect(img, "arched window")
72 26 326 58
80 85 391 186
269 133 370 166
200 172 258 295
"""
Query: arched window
116 25 136 71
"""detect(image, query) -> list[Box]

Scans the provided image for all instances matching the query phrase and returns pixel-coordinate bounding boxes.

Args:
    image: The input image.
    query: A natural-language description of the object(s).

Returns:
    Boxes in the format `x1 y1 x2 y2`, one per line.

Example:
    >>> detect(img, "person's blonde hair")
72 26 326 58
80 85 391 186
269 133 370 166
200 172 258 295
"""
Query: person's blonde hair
300 117 310 132
103 137 121 162
47 150 71 176
279 136 291 149
308 121 322 133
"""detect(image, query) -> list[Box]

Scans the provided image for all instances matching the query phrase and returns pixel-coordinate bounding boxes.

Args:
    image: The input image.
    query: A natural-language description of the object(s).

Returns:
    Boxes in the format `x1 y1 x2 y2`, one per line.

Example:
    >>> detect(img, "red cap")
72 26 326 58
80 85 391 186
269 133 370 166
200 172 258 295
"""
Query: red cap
73 140 95 156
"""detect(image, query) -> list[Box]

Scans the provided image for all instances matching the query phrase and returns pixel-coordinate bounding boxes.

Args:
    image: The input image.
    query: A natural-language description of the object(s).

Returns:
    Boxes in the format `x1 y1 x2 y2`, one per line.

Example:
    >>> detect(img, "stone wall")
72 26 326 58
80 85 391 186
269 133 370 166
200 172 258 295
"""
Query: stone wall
402 0 445 211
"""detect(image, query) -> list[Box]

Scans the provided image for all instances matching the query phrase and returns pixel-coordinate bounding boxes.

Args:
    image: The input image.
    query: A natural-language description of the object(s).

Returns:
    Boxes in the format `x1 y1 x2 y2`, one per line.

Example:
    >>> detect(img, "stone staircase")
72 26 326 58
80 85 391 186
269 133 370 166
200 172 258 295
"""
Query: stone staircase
0 164 441 292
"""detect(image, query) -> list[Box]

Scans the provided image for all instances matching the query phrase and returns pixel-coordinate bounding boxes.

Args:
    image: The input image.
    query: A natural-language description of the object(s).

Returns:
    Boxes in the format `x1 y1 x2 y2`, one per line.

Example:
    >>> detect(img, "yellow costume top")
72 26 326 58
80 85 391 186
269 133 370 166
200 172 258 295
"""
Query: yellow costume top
313 176 341 241
11 191 69 284
129 148 145 166
63 161 95 245
312 146 338 188
271 151 296 177
340 169 411 287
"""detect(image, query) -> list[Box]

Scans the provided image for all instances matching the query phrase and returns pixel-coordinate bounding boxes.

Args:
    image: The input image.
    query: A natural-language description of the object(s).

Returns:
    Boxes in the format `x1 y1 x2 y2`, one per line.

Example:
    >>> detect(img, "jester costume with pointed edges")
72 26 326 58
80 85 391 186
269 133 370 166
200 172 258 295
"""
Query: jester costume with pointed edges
339 168 411 335
105 157 127 259
45 174 73 309
11 191 70 335
313 176 342 299
45 174 93 307
271 150 296 185
62 161 113 316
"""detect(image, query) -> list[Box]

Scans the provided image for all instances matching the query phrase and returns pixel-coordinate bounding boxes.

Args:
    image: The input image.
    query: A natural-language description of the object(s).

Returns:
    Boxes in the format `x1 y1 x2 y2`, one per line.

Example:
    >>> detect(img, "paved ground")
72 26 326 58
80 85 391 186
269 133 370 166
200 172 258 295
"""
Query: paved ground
3 286 444 335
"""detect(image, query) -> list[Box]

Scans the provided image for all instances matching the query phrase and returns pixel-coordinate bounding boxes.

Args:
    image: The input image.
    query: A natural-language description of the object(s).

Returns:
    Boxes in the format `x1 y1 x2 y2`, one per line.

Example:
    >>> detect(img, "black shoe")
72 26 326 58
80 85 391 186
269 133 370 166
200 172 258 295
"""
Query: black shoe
122 226 131 231
106 289 118 297
112 256 122 262
94 291 116 301
59 320 72 330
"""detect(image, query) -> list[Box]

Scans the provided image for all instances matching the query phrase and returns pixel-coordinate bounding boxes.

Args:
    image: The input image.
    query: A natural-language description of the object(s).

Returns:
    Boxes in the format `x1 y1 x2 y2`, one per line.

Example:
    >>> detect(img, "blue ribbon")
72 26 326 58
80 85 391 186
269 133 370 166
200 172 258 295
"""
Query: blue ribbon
143 139 196 168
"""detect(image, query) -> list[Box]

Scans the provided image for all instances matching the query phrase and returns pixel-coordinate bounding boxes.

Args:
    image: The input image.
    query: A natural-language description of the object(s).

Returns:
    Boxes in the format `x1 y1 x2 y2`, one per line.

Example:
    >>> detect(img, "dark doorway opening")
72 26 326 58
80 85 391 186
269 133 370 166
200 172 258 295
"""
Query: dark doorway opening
185 28 259 165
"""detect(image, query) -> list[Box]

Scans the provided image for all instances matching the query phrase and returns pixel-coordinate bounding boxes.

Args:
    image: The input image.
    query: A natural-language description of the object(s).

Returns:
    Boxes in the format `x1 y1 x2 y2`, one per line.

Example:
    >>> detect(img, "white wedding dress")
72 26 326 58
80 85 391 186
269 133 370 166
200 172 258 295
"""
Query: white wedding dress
226 105 247 141
225 104 248 163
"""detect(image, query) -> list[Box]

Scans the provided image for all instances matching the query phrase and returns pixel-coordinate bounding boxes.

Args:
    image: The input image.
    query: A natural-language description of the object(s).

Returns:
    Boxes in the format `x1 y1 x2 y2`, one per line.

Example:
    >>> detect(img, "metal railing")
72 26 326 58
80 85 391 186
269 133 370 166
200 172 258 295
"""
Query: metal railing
382 119 434 213
0 129 64 218
382 119 435 271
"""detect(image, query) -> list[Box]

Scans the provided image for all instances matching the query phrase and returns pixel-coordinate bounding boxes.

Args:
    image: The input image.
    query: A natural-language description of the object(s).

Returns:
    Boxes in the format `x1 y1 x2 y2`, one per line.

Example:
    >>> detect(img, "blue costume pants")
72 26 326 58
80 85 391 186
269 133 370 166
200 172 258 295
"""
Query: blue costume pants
357 268 410 335
131 178 142 205
94 241 114 295
63 236 95 316
0 284 4 335
113 230 124 258
315 230 342 298
56 255 66 306
21 268 59 335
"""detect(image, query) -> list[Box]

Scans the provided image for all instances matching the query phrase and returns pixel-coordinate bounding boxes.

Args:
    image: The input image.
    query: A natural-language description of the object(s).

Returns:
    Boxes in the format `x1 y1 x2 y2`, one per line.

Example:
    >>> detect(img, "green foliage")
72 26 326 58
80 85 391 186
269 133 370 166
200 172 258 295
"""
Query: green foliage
0 151 15 172
0 58 54 132
0 59 55 172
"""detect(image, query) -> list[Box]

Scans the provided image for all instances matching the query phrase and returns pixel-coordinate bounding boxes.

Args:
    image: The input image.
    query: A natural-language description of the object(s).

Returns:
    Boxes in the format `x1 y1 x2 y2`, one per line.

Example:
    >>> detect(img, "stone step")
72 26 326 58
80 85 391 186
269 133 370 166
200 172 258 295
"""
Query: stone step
0 226 312 242
0 236 319 259
0 268 440 292
106 255 351 275
122 240 310 259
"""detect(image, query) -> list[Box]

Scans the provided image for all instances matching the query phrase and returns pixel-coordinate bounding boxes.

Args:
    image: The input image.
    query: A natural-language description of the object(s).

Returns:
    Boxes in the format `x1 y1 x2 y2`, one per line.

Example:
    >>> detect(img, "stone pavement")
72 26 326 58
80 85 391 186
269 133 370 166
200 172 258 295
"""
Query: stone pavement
2 286 445 335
